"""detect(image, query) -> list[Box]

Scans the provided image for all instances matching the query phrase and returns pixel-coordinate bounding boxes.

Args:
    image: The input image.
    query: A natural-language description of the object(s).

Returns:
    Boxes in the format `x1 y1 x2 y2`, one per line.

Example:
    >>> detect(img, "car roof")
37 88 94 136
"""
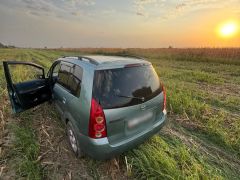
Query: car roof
58 55 151 69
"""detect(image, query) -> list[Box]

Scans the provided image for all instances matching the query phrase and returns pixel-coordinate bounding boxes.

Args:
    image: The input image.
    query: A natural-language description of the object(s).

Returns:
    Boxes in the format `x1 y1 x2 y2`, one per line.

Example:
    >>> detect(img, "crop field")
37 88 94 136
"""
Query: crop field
0 48 240 179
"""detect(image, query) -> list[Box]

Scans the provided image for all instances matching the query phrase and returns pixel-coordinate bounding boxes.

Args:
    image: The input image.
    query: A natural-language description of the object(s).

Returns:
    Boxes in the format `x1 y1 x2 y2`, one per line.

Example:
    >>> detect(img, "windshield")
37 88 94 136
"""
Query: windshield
92 65 162 109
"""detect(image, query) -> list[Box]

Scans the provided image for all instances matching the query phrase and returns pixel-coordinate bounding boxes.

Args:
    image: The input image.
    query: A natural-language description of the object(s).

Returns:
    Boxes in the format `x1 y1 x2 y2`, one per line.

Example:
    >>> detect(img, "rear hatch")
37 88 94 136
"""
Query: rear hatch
92 64 164 145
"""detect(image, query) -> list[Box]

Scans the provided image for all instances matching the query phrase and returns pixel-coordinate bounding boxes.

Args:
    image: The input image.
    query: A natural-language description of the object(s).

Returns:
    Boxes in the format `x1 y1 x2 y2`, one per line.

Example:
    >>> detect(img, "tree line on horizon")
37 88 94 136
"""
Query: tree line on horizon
0 42 15 48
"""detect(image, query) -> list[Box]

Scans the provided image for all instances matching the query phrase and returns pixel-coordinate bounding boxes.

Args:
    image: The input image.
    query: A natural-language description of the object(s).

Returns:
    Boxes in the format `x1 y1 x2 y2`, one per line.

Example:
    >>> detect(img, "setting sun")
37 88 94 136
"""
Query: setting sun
219 22 238 37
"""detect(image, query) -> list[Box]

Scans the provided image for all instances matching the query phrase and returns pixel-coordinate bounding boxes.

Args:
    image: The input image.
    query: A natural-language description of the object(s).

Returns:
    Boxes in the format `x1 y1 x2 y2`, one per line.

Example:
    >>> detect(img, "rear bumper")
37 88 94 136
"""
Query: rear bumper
77 113 167 160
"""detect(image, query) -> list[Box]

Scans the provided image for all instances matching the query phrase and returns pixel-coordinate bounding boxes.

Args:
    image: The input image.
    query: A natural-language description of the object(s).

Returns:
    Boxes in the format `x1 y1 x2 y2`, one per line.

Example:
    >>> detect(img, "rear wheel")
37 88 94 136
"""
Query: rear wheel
66 121 84 158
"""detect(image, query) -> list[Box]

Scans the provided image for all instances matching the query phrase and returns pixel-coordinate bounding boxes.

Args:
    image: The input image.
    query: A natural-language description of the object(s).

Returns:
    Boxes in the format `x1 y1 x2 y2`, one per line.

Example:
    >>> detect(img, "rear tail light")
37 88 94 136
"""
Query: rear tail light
124 63 142 68
89 98 107 138
162 85 167 111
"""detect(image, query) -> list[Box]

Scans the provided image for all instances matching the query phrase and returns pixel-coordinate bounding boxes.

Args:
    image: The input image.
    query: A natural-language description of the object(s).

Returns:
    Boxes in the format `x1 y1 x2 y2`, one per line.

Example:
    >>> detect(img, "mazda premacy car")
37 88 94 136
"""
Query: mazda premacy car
3 55 167 160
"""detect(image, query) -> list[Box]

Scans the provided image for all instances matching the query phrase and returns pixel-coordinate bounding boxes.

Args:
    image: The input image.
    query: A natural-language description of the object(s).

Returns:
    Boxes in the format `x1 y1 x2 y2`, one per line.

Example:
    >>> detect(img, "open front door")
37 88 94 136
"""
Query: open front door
3 61 52 113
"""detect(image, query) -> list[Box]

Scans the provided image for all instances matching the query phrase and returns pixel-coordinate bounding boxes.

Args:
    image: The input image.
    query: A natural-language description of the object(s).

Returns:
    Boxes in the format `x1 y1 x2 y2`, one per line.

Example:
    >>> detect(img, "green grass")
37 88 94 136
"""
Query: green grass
13 126 42 179
163 81 240 152
0 48 239 179
12 112 42 179
128 135 224 179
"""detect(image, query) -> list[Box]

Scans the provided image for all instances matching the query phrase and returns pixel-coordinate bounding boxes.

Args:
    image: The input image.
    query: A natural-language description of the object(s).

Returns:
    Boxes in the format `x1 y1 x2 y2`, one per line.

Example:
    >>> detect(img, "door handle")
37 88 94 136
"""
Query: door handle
62 97 66 104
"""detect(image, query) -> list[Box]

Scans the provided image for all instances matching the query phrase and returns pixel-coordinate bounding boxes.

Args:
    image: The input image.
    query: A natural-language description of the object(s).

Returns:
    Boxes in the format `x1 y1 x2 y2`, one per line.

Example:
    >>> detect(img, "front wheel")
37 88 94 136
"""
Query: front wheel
66 121 84 158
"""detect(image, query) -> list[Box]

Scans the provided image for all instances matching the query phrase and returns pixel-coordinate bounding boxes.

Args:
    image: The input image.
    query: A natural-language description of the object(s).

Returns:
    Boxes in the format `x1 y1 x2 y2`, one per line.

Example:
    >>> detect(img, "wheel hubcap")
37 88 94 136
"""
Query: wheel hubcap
68 129 77 153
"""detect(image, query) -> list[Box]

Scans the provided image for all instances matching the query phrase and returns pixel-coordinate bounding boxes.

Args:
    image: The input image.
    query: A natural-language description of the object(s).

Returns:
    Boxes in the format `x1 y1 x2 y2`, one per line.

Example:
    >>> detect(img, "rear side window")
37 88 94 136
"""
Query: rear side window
57 63 83 97
92 65 162 109
58 64 71 89
68 65 83 97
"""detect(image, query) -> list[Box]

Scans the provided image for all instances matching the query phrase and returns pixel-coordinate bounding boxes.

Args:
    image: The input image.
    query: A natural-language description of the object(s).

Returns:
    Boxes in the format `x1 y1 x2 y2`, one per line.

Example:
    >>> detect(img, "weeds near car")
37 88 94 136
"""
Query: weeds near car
12 114 42 179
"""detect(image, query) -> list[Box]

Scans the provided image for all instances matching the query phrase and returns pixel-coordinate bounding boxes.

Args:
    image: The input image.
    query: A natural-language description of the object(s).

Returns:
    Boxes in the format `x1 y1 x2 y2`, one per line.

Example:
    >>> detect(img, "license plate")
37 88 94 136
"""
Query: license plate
128 112 153 129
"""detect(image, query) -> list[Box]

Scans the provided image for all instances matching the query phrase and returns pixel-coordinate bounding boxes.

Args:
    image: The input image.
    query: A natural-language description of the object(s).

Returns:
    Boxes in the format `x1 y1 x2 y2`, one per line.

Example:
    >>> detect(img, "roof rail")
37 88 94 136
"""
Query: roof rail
110 54 145 60
62 56 98 65
78 56 99 65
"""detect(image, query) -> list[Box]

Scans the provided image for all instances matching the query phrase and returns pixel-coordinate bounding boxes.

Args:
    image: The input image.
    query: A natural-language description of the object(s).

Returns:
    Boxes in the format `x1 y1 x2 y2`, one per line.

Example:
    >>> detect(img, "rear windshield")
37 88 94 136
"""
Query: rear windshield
92 65 162 109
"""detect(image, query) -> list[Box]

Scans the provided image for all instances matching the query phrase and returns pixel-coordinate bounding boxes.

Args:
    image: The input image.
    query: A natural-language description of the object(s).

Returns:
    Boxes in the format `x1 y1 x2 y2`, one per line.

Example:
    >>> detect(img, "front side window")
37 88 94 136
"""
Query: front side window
93 65 162 109
52 63 60 77
8 64 44 84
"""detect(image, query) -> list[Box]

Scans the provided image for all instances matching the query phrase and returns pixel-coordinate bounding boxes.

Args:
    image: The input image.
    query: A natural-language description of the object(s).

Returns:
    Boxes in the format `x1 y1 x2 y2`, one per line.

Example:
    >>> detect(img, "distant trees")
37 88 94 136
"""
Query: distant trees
8 45 16 48
0 42 15 48
0 42 5 48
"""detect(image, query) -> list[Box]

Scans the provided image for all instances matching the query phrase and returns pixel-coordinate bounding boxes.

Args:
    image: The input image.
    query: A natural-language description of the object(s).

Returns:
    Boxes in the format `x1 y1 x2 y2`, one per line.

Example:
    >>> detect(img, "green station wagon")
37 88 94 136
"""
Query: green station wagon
3 55 167 160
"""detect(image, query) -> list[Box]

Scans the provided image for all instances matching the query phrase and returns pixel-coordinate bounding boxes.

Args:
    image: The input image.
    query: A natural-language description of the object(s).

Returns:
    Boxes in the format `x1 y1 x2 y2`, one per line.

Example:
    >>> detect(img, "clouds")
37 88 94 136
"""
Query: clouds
133 0 240 20
1 0 239 21
0 0 240 20
175 3 186 10
0 0 96 20
0 0 239 48
173 0 240 18
134 0 163 17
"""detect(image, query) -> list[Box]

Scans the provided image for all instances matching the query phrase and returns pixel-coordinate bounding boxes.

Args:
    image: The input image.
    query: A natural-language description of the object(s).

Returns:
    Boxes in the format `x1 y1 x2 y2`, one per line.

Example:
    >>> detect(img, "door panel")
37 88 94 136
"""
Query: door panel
52 62 73 115
3 61 51 113
15 79 51 108
53 83 68 115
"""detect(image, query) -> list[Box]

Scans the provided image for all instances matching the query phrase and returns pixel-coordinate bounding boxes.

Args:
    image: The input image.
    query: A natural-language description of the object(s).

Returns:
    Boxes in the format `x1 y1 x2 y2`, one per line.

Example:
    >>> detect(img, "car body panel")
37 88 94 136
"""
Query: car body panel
52 59 95 136
75 112 166 160
104 92 164 146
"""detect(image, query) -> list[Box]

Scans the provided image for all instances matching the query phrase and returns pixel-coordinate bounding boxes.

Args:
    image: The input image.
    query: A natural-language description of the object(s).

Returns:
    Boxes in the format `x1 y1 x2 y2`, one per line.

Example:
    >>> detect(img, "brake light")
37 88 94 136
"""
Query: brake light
89 98 107 138
162 85 167 111
124 63 142 68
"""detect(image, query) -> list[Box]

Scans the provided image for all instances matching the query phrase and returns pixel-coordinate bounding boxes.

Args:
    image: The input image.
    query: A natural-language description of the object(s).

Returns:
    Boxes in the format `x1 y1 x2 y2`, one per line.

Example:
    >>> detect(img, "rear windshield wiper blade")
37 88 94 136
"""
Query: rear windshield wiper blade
114 94 145 102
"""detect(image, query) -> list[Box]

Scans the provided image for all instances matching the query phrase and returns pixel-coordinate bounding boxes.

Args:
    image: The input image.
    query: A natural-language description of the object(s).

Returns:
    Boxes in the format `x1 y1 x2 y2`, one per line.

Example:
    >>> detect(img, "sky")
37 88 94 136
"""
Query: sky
0 0 239 48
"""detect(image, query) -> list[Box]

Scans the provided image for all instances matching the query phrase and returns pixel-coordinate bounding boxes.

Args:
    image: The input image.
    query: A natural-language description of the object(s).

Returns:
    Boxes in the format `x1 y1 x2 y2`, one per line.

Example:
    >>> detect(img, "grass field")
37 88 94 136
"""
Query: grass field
0 48 239 179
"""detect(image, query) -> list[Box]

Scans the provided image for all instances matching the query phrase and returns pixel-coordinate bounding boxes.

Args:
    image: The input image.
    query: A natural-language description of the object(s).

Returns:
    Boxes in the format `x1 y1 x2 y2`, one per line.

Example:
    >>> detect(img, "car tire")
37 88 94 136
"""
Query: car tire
66 121 84 158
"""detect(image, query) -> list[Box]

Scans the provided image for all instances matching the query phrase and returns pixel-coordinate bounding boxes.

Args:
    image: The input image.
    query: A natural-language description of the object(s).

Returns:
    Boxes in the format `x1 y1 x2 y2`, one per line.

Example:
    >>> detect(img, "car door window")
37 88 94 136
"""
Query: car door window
57 63 71 89
57 63 83 97
52 63 60 77
68 65 83 97
8 64 44 84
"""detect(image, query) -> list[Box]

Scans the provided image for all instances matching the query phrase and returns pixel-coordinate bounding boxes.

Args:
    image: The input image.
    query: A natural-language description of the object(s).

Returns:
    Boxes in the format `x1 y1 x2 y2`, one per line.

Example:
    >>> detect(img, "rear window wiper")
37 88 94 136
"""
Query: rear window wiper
114 94 145 102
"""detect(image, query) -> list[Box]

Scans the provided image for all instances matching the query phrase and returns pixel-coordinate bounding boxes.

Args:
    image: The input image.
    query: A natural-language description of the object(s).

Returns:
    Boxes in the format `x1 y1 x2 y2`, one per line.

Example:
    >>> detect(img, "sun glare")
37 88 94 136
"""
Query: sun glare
219 22 238 37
